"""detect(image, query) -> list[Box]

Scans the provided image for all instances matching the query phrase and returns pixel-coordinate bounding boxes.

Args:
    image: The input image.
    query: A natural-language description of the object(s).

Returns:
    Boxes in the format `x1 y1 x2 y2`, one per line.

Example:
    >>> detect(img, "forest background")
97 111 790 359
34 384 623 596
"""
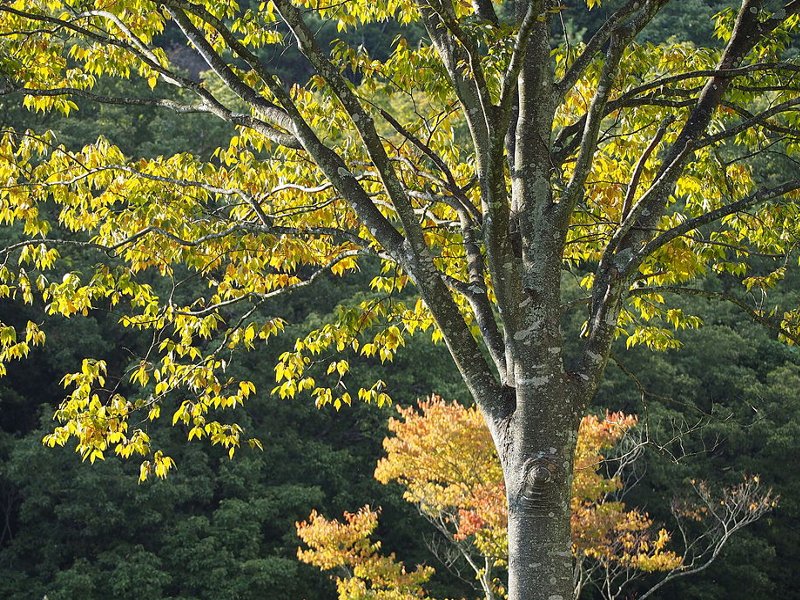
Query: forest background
0 1 798 599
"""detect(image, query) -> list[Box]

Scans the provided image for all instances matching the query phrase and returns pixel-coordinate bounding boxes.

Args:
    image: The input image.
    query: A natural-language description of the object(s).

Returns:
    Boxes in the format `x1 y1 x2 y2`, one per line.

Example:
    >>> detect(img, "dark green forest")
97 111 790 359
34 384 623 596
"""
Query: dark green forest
1 1 799 598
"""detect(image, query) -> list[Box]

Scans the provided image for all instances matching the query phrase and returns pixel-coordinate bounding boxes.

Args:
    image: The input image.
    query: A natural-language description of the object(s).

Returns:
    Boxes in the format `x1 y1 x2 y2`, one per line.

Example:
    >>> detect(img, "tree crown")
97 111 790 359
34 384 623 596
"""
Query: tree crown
0 0 798 473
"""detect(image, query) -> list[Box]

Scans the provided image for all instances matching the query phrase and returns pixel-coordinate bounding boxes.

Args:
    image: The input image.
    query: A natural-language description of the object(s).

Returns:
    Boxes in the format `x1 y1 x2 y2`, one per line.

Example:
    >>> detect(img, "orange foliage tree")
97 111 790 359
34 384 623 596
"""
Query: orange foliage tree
298 397 775 600
297 507 435 600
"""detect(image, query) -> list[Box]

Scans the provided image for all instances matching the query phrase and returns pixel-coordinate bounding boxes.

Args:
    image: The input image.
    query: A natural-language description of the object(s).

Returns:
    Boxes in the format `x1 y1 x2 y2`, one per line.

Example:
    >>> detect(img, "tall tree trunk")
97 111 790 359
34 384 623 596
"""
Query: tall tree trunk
507 498 573 600
497 379 584 600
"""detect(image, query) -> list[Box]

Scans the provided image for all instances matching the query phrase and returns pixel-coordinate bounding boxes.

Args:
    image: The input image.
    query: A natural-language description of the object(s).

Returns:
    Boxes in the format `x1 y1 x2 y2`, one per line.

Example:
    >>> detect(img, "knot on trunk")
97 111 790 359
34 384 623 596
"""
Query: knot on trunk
517 454 561 515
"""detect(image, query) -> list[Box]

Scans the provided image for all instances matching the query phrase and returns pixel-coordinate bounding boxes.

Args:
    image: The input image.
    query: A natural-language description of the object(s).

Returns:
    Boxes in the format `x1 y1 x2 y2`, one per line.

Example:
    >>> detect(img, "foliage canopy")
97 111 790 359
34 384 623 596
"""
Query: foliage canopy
1 1 799 597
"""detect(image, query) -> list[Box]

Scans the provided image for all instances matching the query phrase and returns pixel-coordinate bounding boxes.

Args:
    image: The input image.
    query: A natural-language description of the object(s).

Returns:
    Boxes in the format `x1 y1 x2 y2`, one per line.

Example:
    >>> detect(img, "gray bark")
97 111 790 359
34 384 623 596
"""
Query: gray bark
499 380 582 600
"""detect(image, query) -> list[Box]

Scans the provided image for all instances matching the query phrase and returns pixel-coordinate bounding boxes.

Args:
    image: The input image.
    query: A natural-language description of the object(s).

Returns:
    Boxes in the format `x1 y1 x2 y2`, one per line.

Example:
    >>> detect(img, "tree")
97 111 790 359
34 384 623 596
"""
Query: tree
1 1 799 598
298 506 436 600
299 397 774 599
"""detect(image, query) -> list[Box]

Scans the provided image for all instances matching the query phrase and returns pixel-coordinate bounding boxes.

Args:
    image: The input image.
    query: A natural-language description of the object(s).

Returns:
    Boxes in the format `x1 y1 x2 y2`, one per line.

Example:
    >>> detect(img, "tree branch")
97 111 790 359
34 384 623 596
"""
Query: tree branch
164 4 297 135
578 0 799 388
556 0 645 97
620 116 674 219
552 62 800 165
632 179 800 265
1 4 302 148
559 32 628 220
628 285 800 344
370 101 481 224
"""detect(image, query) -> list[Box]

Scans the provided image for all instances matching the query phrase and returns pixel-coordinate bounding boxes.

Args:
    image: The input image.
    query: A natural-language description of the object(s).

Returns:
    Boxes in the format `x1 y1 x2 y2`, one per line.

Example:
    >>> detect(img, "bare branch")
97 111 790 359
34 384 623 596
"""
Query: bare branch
497 0 543 128
422 0 493 138
637 477 777 600
471 0 499 25
415 1 492 160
